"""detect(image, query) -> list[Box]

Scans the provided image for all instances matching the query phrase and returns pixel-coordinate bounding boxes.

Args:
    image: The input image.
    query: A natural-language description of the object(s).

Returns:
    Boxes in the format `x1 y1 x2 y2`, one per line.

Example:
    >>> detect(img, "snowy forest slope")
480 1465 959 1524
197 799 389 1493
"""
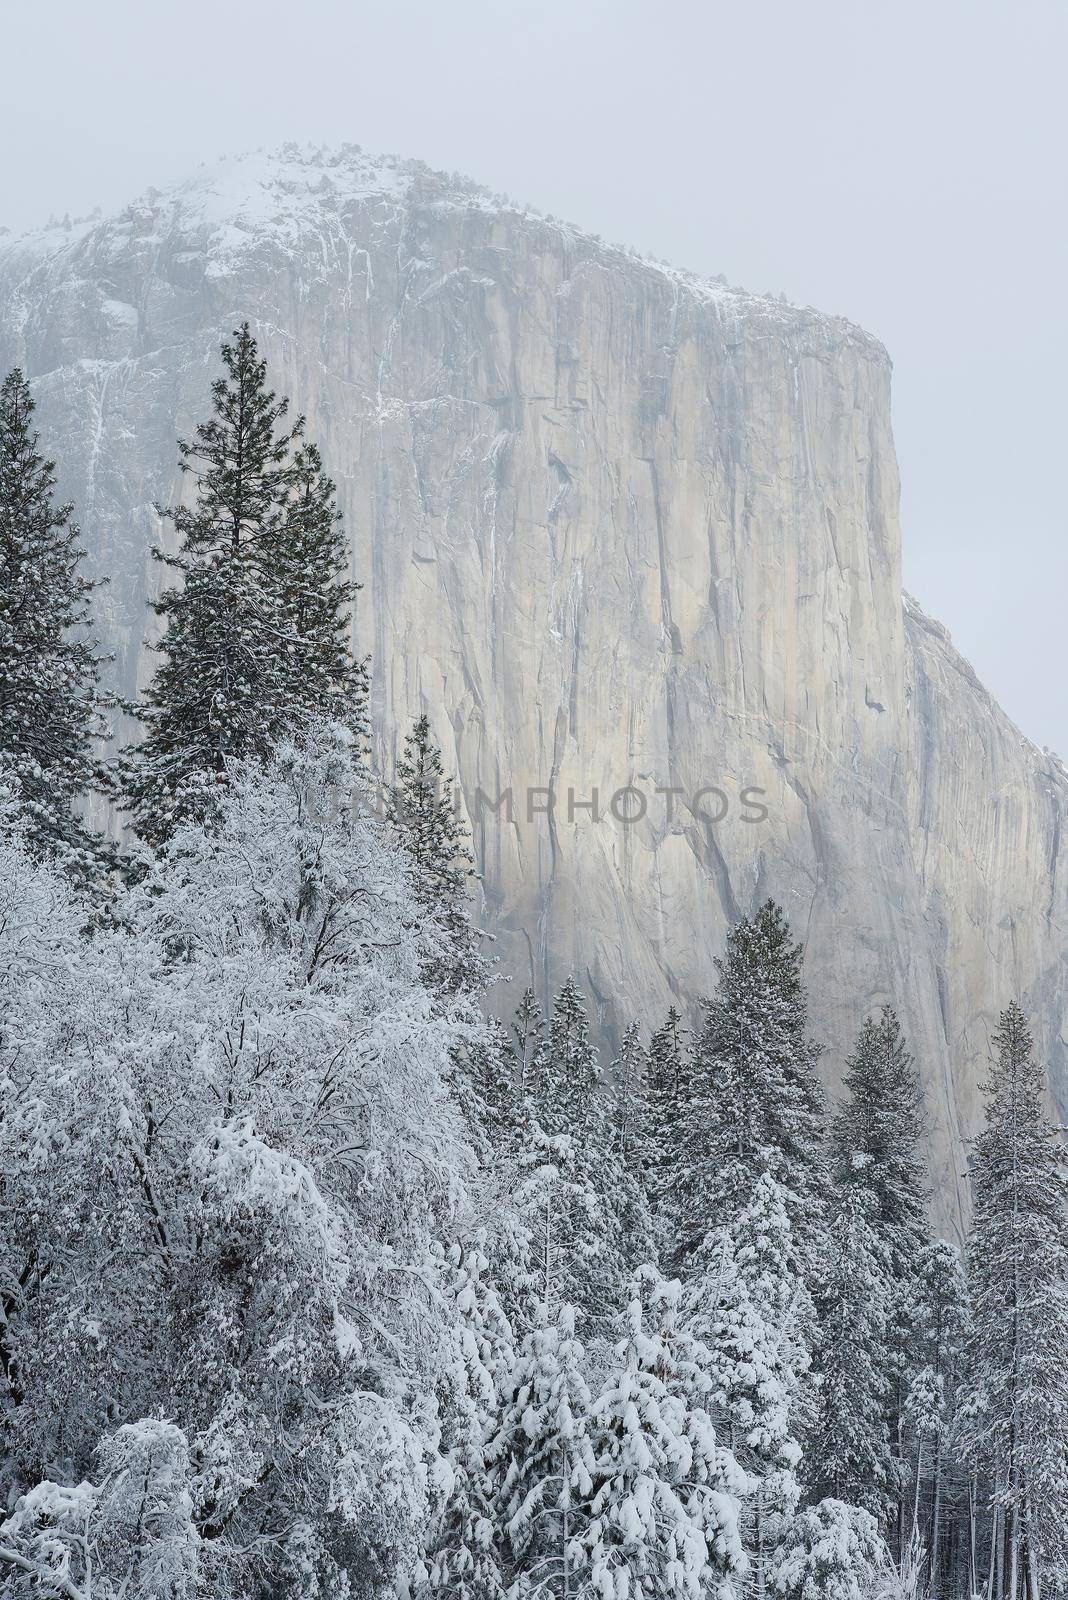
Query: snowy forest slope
1 144 1065 1227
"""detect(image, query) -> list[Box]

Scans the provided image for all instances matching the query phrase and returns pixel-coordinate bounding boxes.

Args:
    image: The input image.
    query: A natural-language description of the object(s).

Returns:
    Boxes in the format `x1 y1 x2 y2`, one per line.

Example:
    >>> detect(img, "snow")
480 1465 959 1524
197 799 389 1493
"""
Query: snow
0 141 880 351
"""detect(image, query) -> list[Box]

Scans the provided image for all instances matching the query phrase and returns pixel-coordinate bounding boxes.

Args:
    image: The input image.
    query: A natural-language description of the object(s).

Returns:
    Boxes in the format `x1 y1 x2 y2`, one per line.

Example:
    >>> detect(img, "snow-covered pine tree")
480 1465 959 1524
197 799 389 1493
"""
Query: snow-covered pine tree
645 1004 690 1224
511 986 547 1105
609 1021 657 1275
521 978 639 1332
275 438 369 744
904 1240 970 1598
487 1300 596 1600
415 1239 515 1600
959 1001 1068 1600
809 1184 894 1520
684 1175 807 1597
508 1125 612 1331
0 368 117 894
387 714 488 995
675 902 828 1275
769 1499 888 1600
534 976 602 1140
386 713 511 1153
832 1006 932 1553
583 1270 750 1600
120 324 366 848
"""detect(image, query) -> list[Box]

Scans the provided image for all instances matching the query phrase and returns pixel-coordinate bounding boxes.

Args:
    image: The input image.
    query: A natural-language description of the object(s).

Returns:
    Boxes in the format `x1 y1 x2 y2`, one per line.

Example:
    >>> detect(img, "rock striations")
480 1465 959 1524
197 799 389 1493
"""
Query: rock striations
2 145 1065 1228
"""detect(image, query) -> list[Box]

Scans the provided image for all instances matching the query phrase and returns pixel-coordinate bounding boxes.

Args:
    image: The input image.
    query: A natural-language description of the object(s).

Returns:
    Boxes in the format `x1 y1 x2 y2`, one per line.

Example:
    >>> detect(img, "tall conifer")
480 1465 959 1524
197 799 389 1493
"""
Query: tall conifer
0 368 116 892
121 325 366 847
960 1002 1068 1598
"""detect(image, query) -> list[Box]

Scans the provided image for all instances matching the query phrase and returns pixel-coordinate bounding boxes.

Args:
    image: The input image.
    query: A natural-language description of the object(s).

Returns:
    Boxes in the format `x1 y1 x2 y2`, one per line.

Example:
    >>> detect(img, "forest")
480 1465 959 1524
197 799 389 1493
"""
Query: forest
0 328 1065 1600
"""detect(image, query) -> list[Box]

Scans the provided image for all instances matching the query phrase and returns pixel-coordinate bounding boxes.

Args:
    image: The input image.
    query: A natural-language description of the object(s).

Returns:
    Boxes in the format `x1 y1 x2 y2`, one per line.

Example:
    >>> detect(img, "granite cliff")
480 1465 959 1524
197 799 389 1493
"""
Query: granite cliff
2 146 1065 1228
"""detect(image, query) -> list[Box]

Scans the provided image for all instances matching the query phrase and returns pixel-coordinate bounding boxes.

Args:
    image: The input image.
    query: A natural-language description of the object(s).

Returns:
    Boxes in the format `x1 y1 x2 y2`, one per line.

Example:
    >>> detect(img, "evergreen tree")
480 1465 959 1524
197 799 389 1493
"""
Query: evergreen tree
487 1301 595 1600
583 1272 750 1600
769 1500 888 1600
387 713 487 996
509 1126 612 1329
673 902 828 1274
511 986 547 1105
416 1240 515 1600
275 439 370 735
521 979 641 1331
809 1185 894 1520
959 1002 1068 1599
684 1176 807 1598
121 324 366 847
646 1004 689 1222
0 368 116 892
534 977 603 1140
609 1021 656 1275
904 1241 970 1597
832 1006 932 1552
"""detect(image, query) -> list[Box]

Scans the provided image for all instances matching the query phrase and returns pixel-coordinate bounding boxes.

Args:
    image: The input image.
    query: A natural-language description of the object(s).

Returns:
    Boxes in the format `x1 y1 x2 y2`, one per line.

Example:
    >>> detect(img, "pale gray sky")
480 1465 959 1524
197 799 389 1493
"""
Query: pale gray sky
5 0 1066 754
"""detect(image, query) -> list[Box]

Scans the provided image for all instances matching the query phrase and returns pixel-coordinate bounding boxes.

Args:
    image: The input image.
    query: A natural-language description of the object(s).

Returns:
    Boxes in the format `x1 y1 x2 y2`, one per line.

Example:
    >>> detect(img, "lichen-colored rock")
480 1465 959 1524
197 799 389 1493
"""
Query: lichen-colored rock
3 148 1064 1230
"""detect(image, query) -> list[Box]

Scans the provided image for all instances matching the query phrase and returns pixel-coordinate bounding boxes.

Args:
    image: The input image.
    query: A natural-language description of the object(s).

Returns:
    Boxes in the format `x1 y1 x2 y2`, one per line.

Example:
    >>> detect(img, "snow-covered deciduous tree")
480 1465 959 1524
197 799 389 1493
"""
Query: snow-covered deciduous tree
0 723 483 1598
487 1300 596 1600
0 369 117 894
583 1271 751 1600
959 1001 1068 1600
0 1419 198 1600
120 325 367 847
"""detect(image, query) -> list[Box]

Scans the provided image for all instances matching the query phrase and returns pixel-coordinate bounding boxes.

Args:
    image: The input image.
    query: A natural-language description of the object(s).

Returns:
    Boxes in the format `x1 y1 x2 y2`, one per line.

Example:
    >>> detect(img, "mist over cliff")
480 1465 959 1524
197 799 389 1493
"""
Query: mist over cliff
2 144 1065 1228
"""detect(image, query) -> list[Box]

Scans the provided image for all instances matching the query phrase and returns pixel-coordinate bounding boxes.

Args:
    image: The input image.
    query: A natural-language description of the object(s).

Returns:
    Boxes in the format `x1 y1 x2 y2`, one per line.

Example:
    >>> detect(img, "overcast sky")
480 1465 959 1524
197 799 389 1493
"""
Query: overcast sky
5 0 1066 754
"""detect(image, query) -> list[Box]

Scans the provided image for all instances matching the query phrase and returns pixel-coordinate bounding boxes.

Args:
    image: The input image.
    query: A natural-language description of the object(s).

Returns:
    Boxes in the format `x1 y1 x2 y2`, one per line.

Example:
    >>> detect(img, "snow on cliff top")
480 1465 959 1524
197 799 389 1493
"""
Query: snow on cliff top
0 143 882 350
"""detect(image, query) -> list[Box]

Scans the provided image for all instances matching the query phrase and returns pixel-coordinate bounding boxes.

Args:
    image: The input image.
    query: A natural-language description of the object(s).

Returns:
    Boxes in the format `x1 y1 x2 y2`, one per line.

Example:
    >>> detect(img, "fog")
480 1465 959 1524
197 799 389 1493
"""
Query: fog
5 0 1066 753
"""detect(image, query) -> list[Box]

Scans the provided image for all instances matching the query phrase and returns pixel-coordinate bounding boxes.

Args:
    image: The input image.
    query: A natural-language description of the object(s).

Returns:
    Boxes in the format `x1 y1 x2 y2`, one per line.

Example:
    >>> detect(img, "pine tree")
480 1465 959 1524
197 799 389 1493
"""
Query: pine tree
509 1125 612 1328
416 1240 515 1600
769 1500 887 1600
609 1022 656 1275
583 1272 750 1600
674 902 828 1274
960 1002 1068 1600
522 979 641 1331
274 439 369 736
534 977 602 1141
0 368 116 892
511 986 547 1106
387 714 488 995
120 324 366 847
646 1004 689 1222
683 1176 807 1599
487 1301 596 1600
904 1240 970 1597
809 1185 894 1520
832 1006 932 1553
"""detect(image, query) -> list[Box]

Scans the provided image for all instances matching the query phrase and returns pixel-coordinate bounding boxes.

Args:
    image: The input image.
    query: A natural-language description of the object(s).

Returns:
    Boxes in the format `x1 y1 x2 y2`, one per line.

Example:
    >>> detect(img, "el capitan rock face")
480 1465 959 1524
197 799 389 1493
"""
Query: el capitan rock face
2 146 1065 1228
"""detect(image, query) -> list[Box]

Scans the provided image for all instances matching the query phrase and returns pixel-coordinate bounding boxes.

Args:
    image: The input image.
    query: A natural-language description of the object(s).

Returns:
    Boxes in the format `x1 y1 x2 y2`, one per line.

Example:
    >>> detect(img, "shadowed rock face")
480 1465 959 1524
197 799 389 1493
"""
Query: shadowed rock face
2 147 1065 1229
